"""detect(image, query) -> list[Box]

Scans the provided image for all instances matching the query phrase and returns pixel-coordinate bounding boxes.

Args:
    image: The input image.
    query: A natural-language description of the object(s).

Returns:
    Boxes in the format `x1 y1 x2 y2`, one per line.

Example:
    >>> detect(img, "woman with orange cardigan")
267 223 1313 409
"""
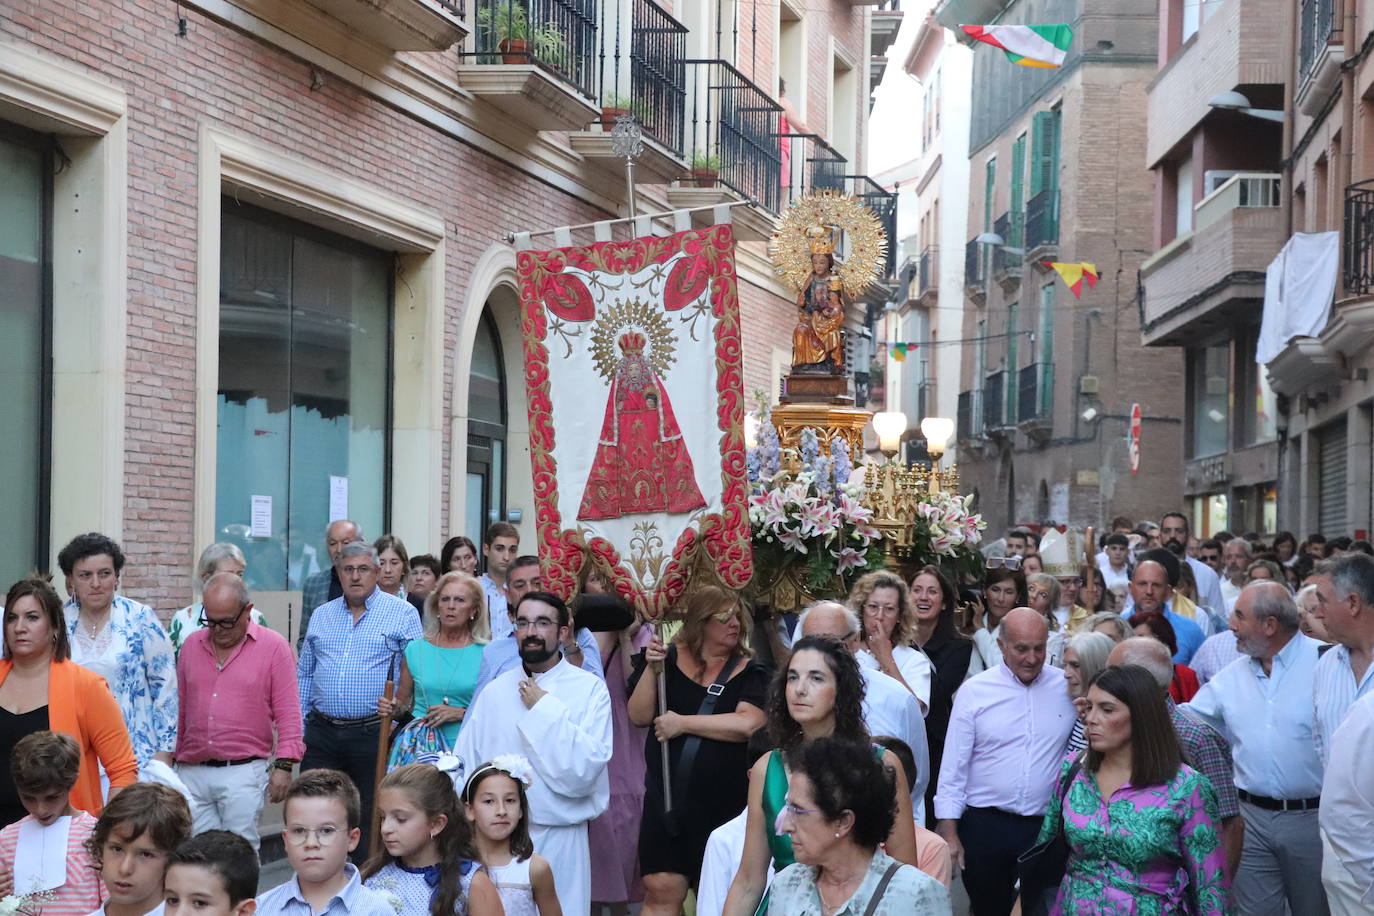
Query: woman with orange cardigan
0 578 136 823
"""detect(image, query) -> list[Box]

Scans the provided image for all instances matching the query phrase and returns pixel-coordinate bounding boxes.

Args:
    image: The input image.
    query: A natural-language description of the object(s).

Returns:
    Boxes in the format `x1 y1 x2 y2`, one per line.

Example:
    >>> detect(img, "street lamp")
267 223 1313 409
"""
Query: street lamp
1207 90 1284 123
975 231 1026 256
920 416 955 461
871 411 908 457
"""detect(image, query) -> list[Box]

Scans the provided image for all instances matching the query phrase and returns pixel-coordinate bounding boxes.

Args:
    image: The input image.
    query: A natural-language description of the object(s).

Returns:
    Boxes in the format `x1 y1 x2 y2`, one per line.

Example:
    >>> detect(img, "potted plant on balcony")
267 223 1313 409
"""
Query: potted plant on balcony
477 3 569 68
601 92 632 125
689 152 721 187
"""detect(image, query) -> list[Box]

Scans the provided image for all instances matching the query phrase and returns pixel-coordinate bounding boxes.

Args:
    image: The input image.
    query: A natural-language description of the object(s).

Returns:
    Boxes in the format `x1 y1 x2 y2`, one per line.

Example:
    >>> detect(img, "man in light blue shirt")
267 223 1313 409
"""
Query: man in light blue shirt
1121 558 1206 664
1186 581 1328 916
472 555 601 702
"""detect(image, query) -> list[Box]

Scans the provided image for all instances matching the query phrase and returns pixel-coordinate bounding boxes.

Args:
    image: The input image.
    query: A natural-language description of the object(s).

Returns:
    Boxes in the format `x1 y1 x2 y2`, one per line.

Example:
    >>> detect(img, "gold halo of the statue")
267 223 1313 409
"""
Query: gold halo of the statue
768 189 889 298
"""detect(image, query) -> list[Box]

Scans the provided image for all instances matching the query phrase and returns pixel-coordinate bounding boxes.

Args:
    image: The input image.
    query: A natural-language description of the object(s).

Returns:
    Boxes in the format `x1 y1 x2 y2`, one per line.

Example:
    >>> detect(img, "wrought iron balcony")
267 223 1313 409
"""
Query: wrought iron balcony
683 59 783 214
1025 189 1059 253
917 247 937 300
780 133 847 203
965 237 986 294
1299 0 1339 76
466 0 599 98
1344 180 1374 294
622 0 687 154
1018 362 1053 423
957 388 983 440
992 211 1022 278
983 370 1006 429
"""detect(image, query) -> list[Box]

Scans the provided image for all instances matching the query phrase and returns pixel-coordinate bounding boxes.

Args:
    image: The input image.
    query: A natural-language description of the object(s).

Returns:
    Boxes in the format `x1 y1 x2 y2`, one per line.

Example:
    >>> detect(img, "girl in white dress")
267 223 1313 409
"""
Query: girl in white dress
363 764 502 916
462 756 562 916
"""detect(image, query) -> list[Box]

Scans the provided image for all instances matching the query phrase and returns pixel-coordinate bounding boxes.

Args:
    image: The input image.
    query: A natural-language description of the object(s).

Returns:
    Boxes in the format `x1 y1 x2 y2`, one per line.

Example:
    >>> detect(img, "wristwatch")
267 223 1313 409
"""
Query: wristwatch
272 759 297 773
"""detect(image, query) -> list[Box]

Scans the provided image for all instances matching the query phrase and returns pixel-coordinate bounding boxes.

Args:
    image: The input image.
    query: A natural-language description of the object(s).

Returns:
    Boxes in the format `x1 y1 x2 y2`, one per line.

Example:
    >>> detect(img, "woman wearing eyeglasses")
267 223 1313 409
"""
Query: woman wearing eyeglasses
768 736 949 915
0 577 137 820
628 586 768 916
845 571 932 711
722 636 919 916
58 532 177 775
166 542 266 660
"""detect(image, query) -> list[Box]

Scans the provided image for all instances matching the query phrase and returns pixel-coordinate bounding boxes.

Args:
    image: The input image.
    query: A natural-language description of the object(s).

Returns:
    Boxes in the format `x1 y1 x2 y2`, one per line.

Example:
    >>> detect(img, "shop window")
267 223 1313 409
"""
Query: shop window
0 124 52 582
216 204 391 592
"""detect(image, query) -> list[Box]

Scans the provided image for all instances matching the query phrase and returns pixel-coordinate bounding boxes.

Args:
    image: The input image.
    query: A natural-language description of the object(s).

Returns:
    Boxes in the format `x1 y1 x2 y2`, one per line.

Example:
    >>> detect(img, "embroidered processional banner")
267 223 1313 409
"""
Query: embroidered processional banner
515 223 752 618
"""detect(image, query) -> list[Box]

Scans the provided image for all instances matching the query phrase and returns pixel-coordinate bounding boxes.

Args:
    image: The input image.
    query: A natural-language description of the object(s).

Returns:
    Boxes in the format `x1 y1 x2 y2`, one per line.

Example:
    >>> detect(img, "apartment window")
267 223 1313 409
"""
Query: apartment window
216 204 391 592
831 53 857 162
983 157 997 230
0 124 52 583
777 2 804 117
1174 155 1194 237
1029 109 1060 197
1235 324 1278 445
1010 133 1027 247
1188 342 1229 458
466 310 508 538
1006 303 1020 419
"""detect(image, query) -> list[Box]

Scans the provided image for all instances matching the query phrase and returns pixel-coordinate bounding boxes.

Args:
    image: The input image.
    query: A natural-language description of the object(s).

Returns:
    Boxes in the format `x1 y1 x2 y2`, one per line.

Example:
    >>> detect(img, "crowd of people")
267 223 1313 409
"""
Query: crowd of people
1 511 1373 916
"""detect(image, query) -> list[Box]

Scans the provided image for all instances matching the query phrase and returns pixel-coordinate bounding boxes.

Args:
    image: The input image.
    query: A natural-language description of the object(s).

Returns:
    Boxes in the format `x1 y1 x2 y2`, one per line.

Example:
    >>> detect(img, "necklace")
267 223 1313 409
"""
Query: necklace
816 873 859 915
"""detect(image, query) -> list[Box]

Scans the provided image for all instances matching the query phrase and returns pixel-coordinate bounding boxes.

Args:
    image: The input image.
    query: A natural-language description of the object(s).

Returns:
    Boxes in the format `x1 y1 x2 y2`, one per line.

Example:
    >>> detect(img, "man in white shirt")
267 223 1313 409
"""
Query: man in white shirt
1097 532 1132 595
1185 581 1328 916
1309 553 1374 913
1219 536 1253 614
797 601 930 816
934 608 1075 916
1159 512 1226 617
453 591 613 916
1320 690 1374 915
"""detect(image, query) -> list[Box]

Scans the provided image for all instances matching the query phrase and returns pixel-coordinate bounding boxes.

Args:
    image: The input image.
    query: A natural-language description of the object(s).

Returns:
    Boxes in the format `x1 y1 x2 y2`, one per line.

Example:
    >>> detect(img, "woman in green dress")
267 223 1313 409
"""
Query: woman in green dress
377 572 490 746
721 635 919 915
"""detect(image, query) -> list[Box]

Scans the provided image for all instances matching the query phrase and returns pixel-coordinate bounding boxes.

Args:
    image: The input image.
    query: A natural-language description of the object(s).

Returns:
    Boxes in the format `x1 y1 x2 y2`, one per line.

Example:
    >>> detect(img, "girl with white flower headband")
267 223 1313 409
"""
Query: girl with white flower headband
462 756 561 916
362 764 502 916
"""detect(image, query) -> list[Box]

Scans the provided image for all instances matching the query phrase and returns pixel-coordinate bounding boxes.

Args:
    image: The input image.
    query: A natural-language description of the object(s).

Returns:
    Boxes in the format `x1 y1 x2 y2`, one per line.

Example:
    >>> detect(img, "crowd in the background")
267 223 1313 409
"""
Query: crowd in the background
2 511 1374 915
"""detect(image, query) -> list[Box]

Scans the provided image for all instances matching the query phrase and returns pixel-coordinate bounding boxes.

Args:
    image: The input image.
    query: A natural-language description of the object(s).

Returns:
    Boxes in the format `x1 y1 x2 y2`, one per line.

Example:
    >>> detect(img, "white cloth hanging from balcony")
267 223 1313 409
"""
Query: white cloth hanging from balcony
1257 231 1339 364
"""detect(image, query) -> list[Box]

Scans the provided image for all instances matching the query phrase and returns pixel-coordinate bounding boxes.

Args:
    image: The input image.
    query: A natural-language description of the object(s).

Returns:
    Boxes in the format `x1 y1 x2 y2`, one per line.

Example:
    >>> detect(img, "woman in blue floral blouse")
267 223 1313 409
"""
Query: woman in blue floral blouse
1037 663 1231 915
58 533 177 773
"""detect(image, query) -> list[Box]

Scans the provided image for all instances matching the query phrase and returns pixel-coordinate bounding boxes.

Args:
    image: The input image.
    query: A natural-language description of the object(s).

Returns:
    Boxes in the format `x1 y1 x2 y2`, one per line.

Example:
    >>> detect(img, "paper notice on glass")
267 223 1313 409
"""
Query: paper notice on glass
250 495 273 538
14 815 70 893
329 476 349 522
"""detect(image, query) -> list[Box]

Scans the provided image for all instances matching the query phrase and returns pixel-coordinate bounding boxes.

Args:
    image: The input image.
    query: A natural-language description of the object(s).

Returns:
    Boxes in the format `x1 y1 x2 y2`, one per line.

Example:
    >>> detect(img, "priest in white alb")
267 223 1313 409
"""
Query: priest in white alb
454 590 613 914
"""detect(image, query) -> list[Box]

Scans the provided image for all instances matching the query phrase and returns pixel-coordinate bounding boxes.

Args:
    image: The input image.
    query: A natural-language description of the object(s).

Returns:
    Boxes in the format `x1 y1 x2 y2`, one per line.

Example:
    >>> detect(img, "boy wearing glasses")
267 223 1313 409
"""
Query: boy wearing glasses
455 591 614 916
255 771 395 916
174 572 303 850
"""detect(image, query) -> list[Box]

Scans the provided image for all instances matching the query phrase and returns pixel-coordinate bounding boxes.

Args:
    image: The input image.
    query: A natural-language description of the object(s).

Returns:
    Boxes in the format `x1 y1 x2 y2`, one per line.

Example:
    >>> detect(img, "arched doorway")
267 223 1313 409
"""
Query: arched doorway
465 309 506 539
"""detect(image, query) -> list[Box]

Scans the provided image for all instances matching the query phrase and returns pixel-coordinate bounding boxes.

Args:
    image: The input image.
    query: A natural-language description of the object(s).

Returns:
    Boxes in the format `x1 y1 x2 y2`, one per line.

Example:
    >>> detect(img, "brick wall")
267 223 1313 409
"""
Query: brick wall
3 1 610 610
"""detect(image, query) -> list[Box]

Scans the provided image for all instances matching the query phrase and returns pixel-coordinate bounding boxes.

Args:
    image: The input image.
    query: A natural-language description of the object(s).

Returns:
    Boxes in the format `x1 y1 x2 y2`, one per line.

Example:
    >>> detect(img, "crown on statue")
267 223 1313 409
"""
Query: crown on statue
806 224 836 255
619 331 647 355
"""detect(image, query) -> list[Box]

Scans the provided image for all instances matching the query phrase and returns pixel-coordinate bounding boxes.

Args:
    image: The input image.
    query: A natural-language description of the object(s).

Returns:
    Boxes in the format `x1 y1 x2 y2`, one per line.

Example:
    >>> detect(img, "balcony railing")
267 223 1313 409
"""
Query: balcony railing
965 238 985 290
1026 189 1059 251
684 59 783 214
623 0 687 154
851 175 898 280
958 388 983 440
779 133 846 207
1299 0 1339 76
1018 362 1053 422
918 247 937 296
992 212 1021 276
1344 180 1374 294
468 0 599 97
984 371 1006 428
1193 172 1282 233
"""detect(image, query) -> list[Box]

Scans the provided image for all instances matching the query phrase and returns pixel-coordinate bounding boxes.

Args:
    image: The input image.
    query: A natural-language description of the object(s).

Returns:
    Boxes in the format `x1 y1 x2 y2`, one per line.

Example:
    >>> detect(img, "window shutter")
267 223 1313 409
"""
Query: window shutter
1030 110 1061 197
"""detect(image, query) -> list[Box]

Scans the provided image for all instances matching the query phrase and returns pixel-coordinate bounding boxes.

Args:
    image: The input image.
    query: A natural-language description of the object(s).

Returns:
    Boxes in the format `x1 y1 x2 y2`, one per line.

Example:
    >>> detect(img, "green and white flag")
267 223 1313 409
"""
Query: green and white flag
960 24 1073 68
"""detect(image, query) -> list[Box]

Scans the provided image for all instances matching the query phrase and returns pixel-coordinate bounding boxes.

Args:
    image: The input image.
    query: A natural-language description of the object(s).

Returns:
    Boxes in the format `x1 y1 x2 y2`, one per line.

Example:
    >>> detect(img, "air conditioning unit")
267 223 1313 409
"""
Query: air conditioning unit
1079 375 1100 395
1203 170 1240 195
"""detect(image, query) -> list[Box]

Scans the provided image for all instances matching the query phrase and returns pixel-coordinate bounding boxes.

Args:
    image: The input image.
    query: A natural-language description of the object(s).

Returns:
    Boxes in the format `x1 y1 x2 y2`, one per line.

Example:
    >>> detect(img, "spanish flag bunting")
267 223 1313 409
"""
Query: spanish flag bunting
960 24 1073 68
1042 261 1099 297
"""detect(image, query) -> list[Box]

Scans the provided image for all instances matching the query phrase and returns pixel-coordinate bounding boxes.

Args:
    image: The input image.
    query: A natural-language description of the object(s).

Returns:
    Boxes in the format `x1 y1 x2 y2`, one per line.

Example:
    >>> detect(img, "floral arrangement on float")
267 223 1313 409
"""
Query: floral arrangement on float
745 403 987 608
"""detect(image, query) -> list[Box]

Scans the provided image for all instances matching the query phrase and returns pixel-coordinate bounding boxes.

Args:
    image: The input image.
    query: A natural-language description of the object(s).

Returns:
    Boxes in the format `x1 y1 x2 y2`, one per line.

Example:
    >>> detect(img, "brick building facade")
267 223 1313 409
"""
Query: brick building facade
938 0 1183 534
0 0 886 621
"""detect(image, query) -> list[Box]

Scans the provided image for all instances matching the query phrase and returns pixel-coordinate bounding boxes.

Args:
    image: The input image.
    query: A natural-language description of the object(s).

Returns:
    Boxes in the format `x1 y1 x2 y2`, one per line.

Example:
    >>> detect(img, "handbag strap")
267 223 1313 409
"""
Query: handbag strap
860 862 904 916
670 647 742 805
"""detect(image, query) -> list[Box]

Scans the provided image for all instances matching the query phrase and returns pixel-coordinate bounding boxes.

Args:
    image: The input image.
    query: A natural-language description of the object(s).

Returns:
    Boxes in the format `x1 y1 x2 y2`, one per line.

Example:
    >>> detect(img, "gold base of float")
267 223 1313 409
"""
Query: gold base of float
769 401 872 460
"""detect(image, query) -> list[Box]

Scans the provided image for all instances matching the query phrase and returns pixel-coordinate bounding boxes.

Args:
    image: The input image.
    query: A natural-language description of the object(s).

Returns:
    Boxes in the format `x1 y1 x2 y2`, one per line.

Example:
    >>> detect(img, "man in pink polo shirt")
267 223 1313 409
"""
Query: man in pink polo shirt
175 571 304 849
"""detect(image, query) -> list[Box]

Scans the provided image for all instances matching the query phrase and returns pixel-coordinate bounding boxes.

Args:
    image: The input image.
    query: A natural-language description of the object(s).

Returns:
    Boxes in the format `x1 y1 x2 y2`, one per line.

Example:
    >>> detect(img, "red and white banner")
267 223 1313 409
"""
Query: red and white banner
516 223 752 618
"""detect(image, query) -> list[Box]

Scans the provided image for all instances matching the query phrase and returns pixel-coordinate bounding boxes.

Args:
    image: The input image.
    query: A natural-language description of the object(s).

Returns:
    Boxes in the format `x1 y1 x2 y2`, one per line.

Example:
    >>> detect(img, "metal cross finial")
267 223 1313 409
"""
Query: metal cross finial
610 114 643 160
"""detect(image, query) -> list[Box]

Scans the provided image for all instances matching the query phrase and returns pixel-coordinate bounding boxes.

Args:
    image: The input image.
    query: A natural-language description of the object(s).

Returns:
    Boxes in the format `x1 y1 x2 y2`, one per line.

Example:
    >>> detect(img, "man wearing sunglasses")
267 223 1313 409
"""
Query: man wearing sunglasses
174 571 305 850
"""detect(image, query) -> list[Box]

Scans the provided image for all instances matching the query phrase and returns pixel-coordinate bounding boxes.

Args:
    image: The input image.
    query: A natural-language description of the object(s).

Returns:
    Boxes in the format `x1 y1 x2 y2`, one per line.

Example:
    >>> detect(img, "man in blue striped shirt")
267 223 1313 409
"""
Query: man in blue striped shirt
298 541 423 860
